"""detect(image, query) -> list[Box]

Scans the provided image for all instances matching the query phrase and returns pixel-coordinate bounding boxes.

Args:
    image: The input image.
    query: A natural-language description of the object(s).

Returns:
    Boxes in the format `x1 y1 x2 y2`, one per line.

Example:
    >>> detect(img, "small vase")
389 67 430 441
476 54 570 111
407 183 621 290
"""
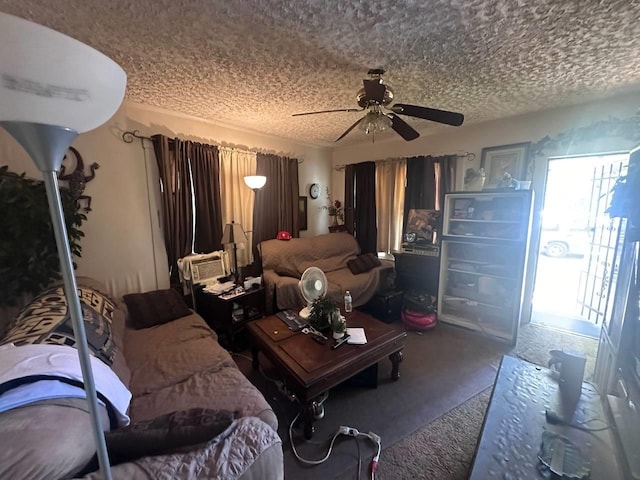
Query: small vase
330 214 338 226
333 330 346 340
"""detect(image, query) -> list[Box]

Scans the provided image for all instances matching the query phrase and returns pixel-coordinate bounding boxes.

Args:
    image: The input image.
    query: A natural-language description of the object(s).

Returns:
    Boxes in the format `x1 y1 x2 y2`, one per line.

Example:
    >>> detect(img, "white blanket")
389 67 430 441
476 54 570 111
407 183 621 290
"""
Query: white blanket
0 343 131 426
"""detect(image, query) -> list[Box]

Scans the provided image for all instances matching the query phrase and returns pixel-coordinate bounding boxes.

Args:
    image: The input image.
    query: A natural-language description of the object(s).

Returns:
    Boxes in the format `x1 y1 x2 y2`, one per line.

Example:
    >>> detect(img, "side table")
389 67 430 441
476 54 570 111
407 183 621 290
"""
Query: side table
195 285 265 351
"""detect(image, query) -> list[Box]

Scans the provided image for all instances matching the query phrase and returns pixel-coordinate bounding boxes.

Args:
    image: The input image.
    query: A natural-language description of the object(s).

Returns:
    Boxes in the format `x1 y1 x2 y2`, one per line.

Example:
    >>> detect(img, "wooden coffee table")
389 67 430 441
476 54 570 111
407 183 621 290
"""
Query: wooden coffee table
246 309 407 438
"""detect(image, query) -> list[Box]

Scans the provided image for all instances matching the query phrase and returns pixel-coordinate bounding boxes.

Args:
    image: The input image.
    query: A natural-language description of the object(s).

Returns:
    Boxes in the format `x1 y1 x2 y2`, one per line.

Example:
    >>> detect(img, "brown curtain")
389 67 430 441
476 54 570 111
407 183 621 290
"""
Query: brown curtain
189 142 223 253
344 162 377 254
252 153 299 256
344 164 355 234
403 154 456 225
152 135 194 284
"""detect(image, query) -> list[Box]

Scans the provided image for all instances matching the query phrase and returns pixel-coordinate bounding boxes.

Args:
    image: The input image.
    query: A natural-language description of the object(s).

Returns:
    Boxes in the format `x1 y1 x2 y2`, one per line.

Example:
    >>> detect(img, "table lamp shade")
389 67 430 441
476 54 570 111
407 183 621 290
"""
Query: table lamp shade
0 12 126 132
221 222 248 245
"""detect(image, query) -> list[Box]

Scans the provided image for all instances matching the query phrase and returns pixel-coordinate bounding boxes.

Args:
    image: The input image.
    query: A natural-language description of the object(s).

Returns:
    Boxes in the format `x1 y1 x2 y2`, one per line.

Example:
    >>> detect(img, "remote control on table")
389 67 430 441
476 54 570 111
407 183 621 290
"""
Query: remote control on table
331 334 350 349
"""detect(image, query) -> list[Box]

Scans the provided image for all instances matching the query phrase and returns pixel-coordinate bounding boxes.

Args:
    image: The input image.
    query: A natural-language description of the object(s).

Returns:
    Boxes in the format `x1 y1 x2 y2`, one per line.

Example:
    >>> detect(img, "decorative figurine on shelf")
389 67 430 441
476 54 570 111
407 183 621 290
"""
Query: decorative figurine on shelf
464 167 486 191
496 172 520 190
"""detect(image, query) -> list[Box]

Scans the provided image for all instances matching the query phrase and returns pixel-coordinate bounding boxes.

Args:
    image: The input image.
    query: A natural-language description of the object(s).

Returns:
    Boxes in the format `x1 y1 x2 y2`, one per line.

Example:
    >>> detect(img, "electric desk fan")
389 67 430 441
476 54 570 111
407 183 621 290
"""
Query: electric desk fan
298 267 328 319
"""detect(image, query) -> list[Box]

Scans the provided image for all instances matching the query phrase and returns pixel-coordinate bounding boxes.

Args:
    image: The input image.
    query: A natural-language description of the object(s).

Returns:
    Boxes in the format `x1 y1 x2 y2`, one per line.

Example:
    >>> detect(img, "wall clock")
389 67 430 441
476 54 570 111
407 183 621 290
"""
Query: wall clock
309 183 321 199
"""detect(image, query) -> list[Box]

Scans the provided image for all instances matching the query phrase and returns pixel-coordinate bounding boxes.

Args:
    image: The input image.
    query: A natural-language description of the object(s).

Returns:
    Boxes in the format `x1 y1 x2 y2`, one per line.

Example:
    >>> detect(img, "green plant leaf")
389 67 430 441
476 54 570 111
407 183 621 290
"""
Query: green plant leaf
0 165 86 306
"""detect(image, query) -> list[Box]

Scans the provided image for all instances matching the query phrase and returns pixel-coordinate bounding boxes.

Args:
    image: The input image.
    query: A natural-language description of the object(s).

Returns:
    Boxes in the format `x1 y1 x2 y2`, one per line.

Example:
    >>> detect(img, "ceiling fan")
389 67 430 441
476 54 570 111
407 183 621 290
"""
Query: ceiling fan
292 68 464 142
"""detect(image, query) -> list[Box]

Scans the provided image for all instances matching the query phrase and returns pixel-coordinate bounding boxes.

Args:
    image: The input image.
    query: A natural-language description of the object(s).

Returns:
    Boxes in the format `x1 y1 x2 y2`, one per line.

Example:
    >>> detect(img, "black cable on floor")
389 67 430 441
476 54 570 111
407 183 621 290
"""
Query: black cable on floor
355 435 362 479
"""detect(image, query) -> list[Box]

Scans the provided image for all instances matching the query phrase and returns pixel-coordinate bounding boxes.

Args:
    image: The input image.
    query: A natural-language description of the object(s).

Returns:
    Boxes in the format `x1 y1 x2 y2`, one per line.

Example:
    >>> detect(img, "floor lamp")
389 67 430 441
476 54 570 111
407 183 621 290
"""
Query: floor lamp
221 221 249 285
0 13 127 479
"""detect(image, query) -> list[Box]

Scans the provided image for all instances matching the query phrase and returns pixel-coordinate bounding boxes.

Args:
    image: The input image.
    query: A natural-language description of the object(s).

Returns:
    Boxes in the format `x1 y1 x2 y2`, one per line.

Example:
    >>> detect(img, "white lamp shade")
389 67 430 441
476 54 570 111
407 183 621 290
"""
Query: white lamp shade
0 12 126 132
244 175 267 190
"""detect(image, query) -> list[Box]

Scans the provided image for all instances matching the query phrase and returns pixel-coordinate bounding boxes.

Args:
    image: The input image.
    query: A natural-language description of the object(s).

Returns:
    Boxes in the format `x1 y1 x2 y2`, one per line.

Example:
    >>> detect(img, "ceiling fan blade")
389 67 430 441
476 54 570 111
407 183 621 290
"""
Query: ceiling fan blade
390 114 420 141
363 79 386 104
292 108 363 117
335 117 365 142
390 104 464 126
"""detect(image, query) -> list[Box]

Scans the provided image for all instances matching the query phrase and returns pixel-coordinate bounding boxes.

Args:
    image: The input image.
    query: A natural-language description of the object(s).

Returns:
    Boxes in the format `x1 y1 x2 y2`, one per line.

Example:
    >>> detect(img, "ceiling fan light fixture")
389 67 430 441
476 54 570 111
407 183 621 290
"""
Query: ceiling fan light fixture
359 111 392 135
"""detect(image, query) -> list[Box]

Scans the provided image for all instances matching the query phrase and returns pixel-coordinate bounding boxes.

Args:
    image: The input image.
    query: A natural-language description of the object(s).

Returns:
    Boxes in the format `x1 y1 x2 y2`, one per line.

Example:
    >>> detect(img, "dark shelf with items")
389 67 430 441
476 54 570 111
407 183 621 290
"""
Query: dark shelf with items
195 284 265 351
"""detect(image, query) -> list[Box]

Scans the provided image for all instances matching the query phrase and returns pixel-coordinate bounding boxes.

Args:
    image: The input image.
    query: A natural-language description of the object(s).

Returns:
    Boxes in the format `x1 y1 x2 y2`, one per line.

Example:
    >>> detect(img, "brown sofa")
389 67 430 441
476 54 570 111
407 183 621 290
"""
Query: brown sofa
260 232 394 313
0 277 283 480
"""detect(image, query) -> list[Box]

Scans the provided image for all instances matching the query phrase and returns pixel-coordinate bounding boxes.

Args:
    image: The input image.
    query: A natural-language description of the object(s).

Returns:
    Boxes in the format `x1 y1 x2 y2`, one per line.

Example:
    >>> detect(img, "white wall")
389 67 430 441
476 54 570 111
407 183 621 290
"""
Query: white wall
1 101 331 297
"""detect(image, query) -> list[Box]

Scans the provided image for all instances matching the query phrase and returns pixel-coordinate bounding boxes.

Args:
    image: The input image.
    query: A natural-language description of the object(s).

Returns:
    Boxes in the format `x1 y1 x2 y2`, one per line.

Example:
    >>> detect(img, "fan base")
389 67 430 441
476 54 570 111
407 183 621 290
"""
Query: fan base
299 306 312 319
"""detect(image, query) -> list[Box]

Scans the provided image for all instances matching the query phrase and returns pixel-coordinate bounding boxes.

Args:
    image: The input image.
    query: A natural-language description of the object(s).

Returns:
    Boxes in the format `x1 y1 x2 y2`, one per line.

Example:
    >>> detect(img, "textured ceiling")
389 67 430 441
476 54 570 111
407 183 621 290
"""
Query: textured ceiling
1 0 640 147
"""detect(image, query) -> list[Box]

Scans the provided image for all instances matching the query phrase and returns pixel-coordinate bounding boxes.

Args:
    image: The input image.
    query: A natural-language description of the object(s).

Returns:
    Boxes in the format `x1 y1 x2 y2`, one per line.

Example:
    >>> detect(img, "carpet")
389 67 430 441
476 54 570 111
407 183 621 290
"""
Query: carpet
364 322 599 480
236 322 510 480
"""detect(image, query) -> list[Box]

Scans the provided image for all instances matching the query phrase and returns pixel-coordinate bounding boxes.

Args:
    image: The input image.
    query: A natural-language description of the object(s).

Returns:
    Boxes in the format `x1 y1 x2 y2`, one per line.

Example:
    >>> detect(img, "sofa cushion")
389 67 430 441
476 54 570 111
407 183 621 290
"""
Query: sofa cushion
274 264 301 278
106 408 238 465
123 288 191 330
347 253 382 274
0 398 110 480
261 232 360 277
124 315 277 430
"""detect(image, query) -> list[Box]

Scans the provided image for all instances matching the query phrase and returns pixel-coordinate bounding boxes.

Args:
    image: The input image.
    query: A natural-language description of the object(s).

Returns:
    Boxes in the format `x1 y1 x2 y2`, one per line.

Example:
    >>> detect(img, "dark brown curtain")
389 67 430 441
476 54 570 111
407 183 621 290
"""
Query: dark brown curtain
403 155 456 227
252 153 299 256
189 142 223 253
152 135 193 284
344 162 377 254
344 164 355 235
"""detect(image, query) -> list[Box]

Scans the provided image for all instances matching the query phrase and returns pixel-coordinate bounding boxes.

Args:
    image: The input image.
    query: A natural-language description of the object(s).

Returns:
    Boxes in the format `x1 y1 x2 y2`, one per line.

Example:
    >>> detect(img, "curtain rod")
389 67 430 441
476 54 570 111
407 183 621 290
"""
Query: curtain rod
333 151 476 170
121 129 303 163
122 130 153 144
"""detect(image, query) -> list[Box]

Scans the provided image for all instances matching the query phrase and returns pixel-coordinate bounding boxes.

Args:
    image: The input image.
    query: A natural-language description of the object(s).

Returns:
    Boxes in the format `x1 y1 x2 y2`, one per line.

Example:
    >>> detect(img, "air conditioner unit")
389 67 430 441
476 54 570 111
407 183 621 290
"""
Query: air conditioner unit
178 251 231 286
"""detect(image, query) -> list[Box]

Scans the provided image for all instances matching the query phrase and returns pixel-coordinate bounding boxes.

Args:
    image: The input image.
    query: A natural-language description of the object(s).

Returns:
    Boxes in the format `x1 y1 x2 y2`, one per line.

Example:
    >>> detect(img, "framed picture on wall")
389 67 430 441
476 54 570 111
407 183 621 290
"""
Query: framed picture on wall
480 142 531 189
298 196 308 231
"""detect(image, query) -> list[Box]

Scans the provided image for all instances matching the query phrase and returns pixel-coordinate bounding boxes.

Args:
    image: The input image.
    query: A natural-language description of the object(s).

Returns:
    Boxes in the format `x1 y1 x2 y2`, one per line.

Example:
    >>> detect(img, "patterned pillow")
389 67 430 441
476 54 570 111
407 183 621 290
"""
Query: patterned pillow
2 285 116 366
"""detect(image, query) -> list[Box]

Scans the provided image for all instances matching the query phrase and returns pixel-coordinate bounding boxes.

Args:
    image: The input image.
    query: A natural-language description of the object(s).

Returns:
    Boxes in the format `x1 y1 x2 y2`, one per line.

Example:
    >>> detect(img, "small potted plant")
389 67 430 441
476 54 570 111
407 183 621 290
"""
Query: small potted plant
309 295 338 332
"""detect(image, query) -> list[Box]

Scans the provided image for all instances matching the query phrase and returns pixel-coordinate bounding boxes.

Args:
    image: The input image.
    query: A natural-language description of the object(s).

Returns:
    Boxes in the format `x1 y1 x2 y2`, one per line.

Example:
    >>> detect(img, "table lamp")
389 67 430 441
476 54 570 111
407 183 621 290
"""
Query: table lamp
0 12 127 479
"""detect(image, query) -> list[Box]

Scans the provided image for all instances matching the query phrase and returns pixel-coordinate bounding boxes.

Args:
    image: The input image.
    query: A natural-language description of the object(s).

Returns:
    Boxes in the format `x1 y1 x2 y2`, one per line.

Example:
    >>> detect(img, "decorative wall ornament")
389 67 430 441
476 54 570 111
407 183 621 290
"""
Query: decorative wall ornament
525 114 640 179
58 146 99 212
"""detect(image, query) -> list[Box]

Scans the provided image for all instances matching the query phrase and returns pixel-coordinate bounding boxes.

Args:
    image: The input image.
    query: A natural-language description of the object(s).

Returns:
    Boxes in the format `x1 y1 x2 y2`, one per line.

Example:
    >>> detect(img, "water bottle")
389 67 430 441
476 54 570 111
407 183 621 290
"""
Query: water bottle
344 290 353 313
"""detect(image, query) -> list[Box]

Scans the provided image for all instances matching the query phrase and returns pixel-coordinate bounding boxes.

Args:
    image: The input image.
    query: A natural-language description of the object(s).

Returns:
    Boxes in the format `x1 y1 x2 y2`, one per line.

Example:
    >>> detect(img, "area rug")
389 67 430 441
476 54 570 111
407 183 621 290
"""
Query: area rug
236 322 510 480
350 321 600 480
